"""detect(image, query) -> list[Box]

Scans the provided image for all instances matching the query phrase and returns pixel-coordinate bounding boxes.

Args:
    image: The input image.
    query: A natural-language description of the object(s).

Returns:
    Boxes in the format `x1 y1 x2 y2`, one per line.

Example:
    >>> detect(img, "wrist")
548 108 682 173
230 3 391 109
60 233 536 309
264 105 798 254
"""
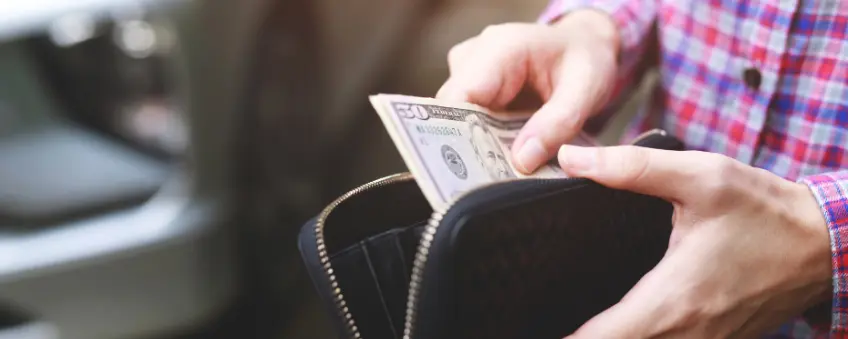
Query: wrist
552 9 621 56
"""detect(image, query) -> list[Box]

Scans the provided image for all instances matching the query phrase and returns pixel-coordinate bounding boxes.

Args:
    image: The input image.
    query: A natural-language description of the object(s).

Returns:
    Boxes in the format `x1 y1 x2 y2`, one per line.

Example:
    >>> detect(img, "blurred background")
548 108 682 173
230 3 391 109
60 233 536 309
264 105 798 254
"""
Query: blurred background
0 0 644 338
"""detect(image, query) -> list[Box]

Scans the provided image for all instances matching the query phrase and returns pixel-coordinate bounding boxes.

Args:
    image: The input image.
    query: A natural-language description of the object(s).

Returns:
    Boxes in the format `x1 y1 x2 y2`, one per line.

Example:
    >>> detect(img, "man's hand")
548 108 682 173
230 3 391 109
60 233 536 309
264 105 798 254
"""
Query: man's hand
436 10 620 174
557 145 833 338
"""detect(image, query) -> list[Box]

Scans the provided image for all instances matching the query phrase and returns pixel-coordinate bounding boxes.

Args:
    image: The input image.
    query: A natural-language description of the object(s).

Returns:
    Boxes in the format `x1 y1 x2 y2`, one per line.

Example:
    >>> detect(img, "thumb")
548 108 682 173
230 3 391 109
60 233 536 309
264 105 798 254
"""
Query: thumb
557 145 706 202
511 50 615 173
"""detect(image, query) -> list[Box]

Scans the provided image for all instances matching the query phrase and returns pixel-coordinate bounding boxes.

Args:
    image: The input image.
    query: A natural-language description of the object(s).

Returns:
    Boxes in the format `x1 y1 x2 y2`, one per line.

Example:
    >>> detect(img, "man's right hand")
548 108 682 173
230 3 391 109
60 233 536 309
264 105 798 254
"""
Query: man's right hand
436 9 621 173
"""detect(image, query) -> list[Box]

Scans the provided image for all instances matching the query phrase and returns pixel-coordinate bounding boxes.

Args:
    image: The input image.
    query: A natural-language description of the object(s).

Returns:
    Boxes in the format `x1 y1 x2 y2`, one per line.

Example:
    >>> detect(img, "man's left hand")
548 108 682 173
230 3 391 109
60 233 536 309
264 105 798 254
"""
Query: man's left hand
557 145 833 338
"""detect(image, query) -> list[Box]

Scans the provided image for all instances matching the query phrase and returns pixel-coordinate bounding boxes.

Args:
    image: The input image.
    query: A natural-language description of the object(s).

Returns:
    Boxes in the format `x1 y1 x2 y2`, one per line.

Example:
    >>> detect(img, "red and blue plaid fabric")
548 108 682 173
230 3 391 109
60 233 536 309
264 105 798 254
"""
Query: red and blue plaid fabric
540 1 848 338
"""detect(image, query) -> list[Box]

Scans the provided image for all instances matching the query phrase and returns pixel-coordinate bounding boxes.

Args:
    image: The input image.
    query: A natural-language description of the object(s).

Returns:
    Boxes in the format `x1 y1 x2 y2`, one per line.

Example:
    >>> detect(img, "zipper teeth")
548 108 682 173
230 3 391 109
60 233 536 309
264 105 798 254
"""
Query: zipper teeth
314 172 414 339
401 177 565 339
403 209 444 339
631 128 666 144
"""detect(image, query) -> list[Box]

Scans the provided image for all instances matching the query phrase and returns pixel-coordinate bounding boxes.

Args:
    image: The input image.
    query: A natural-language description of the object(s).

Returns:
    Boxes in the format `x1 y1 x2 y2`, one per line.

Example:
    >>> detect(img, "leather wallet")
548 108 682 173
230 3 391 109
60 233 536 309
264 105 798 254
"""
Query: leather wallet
298 130 685 339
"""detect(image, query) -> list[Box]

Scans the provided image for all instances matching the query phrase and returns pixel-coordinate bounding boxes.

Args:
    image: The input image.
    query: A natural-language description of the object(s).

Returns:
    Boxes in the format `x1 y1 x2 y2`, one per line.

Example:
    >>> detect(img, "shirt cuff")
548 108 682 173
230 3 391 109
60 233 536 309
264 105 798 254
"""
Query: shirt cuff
799 171 848 334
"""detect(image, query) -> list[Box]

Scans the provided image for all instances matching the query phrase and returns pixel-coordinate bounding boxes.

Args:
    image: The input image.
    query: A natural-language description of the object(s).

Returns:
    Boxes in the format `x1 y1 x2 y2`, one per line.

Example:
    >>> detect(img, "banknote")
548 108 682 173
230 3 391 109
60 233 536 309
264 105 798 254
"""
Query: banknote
370 94 600 211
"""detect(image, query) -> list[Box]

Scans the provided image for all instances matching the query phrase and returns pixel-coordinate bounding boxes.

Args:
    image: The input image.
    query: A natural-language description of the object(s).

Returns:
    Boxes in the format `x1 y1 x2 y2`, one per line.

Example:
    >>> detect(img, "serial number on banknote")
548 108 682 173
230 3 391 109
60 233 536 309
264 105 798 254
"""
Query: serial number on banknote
414 124 463 137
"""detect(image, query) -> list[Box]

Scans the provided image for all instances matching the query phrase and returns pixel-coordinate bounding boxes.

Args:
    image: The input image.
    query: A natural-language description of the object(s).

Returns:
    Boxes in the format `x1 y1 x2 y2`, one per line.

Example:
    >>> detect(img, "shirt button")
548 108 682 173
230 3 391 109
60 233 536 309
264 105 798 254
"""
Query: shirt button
743 68 762 90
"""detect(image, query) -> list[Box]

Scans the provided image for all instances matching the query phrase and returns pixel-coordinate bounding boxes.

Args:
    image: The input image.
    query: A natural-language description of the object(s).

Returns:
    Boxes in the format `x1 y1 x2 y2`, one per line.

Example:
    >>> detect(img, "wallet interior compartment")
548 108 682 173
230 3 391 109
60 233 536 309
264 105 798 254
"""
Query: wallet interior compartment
322 176 432 254
311 174 433 339
328 221 427 339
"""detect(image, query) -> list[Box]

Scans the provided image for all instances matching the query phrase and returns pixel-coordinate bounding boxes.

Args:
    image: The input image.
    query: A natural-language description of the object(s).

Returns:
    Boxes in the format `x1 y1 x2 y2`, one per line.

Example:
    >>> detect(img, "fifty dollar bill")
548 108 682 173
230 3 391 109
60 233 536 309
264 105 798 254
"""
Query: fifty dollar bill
370 94 598 211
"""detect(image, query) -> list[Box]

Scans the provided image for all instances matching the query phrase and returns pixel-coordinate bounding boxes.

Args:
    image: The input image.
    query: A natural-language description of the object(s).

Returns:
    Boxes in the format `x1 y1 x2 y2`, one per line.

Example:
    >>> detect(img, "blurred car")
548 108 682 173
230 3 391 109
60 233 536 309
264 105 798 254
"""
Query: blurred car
0 0 556 338
0 1 238 338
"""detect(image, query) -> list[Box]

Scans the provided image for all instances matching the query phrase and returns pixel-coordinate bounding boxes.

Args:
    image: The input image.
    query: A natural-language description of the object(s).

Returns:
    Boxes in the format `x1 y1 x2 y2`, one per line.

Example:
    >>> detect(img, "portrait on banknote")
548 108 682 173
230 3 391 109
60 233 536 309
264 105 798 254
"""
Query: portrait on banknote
465 114 515 180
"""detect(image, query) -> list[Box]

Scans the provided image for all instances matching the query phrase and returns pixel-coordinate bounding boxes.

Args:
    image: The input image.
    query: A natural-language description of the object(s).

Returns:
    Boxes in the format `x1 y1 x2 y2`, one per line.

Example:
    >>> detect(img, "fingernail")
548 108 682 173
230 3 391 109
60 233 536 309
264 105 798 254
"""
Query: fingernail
558 145 596 175
515 137 548 173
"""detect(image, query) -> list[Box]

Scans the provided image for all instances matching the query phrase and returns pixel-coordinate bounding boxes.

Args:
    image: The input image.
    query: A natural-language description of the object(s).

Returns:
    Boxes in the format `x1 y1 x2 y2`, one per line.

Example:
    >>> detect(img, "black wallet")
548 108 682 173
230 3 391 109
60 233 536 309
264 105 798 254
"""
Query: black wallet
298 130 685 339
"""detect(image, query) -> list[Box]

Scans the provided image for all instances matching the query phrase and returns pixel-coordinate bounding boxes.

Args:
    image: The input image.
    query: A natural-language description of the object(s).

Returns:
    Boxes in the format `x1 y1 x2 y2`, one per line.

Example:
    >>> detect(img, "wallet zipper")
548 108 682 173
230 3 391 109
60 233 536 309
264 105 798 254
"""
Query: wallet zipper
630 128 667 145
316 129 669 339
314 172 416 339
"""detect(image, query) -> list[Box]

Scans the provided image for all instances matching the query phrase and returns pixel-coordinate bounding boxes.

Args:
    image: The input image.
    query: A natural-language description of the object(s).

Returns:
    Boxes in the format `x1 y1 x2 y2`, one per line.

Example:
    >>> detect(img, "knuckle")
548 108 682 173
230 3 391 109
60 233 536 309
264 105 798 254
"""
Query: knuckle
449 33 520 70
618 146 651 183
480 23 505 37
446 42 467 66
480 23 515 37
700 154 741 203
480 22 534 42
711 156 738 186
548 111 583 135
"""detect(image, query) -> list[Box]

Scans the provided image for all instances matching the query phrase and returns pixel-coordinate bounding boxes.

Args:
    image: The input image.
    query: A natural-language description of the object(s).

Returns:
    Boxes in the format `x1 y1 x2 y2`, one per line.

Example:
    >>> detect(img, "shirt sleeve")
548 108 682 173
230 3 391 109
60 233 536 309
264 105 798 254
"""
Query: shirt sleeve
537 0 659 135
799 171 848 334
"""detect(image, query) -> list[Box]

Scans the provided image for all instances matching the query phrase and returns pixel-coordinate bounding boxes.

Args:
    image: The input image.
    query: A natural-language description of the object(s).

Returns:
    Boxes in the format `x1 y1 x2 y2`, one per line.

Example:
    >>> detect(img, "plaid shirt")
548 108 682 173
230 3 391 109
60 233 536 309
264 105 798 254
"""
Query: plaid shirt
540 1 848 338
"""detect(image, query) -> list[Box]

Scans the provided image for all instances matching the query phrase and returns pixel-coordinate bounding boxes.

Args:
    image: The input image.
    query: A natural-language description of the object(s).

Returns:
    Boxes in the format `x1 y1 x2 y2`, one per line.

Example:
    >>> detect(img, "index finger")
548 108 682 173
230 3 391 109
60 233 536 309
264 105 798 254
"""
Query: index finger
511 48 617 173
435 37 527 109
